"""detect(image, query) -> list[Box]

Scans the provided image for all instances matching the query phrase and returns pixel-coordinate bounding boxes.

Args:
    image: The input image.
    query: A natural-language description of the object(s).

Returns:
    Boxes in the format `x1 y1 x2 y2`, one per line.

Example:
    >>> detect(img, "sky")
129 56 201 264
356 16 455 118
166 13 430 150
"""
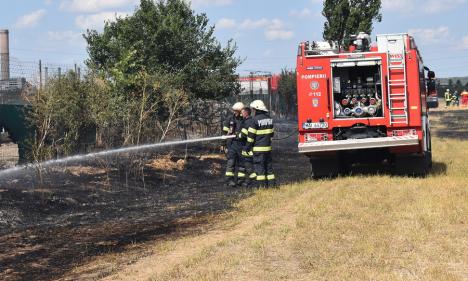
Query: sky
1 0 468 78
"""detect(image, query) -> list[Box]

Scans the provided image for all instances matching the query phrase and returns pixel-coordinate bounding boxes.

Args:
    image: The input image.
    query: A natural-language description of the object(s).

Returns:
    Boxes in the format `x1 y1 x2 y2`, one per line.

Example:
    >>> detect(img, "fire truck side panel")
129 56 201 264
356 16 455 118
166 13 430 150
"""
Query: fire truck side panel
297 54 336 144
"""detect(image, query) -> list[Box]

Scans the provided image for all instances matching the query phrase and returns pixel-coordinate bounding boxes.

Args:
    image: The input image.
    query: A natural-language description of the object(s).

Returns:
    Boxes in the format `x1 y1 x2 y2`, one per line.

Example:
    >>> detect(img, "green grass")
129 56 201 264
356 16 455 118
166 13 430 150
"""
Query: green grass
75 109 468 281
99 136 467 281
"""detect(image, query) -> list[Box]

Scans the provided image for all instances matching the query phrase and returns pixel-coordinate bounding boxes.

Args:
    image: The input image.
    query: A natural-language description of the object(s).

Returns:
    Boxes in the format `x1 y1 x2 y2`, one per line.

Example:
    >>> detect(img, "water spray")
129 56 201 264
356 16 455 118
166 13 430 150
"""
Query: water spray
0 135 235 178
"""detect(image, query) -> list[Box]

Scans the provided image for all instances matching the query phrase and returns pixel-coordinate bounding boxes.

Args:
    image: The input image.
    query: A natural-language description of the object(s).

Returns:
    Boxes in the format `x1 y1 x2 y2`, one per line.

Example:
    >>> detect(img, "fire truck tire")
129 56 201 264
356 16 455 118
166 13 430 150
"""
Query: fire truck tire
310 156 340 179
393 153 431 177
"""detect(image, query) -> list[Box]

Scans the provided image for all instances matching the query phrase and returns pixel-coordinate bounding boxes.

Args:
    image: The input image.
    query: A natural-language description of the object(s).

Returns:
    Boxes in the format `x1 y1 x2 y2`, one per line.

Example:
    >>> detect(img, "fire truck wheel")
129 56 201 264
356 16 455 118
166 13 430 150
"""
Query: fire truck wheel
393 153 431 177
310 156 340 179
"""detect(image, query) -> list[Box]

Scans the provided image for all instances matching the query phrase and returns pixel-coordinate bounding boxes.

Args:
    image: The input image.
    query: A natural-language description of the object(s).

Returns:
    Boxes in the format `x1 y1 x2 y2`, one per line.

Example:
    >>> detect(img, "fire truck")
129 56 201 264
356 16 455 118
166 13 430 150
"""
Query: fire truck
296 33 438 177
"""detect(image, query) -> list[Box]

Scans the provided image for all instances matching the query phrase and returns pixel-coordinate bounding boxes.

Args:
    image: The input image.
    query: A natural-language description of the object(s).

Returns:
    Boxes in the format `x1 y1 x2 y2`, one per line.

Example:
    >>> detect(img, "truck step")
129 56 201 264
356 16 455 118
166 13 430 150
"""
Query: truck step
390 107 407 110
389 65 405 69
391 114 407 118
390 93 406 96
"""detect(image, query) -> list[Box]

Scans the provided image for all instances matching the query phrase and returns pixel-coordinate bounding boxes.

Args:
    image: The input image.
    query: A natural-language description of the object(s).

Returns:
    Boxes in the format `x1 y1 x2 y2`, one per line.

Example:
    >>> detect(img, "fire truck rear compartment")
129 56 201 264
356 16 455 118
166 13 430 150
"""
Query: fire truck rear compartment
332 64 383 119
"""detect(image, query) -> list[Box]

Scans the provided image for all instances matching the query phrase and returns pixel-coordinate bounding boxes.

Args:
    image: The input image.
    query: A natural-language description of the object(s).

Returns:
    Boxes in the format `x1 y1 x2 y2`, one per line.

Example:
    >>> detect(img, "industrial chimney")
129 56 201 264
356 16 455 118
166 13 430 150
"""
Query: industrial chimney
0 29 10 80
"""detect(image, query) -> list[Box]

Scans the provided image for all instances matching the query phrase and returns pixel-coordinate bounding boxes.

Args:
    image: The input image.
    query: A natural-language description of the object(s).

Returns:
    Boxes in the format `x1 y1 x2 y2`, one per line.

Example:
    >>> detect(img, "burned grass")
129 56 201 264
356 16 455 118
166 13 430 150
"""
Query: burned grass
1 109 467 280
89 110 467 281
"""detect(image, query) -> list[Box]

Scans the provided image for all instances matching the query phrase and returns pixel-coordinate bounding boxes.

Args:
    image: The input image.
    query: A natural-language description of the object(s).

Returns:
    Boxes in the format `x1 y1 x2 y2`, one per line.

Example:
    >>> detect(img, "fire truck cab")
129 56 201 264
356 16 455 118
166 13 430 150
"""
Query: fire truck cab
296 33 437 177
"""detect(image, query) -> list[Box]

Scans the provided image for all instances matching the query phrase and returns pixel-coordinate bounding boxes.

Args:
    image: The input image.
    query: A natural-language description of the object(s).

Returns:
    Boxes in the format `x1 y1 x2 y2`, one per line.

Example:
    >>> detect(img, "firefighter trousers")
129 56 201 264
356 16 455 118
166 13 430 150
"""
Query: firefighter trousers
242 150 256 185
253 152 276 187
226 140 245 183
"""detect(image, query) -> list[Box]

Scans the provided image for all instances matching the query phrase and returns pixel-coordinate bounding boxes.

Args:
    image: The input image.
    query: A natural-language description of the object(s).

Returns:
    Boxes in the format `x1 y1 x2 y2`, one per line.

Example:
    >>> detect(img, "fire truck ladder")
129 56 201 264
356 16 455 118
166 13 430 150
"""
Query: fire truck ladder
385 37 409 125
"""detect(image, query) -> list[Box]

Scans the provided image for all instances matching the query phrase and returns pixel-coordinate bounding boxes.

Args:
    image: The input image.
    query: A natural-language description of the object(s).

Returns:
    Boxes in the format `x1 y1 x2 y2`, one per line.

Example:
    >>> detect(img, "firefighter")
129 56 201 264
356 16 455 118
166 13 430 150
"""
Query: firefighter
452 91 460 107
445 89 452 108
247 100 276 188
223 102 246 187
239 107 256 187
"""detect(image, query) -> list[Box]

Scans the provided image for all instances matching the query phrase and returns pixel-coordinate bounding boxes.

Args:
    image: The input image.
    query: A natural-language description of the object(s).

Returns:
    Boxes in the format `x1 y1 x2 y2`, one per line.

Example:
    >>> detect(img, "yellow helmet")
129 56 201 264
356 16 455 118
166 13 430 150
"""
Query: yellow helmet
250 100 268 112
232 102 245 111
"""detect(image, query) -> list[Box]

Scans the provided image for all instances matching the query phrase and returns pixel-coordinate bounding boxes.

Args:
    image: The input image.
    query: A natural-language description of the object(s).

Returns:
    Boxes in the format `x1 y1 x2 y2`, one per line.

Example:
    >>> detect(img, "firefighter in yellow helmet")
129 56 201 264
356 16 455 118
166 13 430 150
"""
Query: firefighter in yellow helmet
223 102 246 187
246 100 276 188
239 106 256 187
445 89 452 108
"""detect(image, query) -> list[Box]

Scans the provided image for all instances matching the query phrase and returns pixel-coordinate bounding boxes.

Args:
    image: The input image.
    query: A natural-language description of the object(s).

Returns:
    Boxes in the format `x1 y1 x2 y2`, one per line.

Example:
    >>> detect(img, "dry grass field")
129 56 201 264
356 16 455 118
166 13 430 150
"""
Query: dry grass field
63 108 468 281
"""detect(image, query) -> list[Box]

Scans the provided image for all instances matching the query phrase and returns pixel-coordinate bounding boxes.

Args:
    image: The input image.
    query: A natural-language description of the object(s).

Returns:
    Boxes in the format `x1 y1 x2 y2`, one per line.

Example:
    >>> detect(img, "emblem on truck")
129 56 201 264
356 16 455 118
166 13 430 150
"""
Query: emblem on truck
310 81 319 90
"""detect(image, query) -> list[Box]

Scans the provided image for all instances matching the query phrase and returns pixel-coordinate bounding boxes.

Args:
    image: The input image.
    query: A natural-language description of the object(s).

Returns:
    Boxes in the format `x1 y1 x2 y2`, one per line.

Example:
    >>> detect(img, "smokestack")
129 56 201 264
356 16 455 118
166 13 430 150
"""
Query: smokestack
0 29 10 80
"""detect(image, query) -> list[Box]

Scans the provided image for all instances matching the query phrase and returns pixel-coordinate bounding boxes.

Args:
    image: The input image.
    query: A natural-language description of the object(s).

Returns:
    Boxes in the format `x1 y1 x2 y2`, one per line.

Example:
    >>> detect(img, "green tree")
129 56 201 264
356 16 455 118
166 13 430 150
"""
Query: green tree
29 72 95 161
277 69 297 117
448 79 453 91
322 0 382 48
84 0 241 100
455 79 463 92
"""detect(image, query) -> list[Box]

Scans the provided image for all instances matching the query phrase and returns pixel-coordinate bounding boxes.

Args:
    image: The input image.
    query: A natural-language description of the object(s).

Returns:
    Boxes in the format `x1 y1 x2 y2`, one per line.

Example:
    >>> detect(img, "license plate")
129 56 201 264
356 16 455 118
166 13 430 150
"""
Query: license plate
302 122 328 129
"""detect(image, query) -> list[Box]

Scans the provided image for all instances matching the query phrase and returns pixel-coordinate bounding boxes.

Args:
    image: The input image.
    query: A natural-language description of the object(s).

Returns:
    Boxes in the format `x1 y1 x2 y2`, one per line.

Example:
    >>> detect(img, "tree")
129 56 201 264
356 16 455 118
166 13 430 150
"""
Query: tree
448 79 454 91
455 79 463 92
322 0 382 48
84 0 241 101
29 72 95 161
277 69 297 118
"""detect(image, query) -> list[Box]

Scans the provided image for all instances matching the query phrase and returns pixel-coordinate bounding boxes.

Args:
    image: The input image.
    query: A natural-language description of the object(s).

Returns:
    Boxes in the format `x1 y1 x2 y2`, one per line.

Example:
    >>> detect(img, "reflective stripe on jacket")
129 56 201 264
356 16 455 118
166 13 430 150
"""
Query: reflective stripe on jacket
247 112 274 153
445 92 451 101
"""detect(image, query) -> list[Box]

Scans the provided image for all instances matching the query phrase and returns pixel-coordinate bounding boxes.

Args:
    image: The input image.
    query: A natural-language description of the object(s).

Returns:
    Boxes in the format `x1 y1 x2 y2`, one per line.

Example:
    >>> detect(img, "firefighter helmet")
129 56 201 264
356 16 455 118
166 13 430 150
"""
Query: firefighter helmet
250 100 268 112
232 102 245 111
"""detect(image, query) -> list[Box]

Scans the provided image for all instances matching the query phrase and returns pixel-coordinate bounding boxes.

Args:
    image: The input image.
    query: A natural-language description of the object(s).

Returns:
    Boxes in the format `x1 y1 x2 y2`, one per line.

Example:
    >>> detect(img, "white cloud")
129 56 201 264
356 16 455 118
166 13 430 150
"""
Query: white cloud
382 0 414 11
265 29 294 41
263 49 273 57
47 30 85 46
239 18 293 41
15 9 46 29
60 0 137 13
75 12 128 30
240 18 285 30
216 18 236 29
240 18 270 30
458 36 468 50
423 0 466 13
289 8 312 19
190 0 233 6
45 0 53 5
383 0 466 14
408 27 450 44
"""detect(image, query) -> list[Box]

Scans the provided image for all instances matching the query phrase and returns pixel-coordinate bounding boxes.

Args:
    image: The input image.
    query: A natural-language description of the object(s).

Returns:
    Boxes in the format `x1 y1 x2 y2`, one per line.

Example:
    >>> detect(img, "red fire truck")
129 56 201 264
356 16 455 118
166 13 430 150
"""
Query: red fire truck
296 33 438 177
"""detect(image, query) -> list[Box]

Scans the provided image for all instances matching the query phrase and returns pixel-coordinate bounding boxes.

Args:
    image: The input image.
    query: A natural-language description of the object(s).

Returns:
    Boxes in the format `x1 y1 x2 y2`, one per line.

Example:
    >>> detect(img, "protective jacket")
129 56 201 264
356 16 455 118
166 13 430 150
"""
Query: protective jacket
240 116 255 154
445 91 452 102
223 114 245 184
223 115 243 141
246 112 274 153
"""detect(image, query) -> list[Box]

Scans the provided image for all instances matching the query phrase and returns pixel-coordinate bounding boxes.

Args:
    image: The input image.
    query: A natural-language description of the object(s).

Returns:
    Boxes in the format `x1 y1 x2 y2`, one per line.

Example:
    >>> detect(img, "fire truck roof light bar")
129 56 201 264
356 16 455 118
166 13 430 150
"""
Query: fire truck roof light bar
298 135 419 153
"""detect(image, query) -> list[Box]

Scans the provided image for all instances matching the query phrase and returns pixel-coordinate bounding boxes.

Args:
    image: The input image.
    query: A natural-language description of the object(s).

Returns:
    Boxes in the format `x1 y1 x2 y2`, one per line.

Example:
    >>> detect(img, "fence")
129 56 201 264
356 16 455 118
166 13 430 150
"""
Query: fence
226 92 297 119
4 57 85 90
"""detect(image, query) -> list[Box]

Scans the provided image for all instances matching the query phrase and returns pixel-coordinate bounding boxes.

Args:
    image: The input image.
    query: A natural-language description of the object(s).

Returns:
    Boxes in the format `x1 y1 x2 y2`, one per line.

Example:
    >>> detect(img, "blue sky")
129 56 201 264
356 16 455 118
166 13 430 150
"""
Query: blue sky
1 0 468 78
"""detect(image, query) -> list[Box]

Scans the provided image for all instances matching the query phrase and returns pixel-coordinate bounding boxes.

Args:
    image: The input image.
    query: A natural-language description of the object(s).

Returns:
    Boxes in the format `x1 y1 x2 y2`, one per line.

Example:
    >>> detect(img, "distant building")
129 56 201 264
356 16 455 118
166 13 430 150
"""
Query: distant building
0 78 26 91
239 74 280 95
